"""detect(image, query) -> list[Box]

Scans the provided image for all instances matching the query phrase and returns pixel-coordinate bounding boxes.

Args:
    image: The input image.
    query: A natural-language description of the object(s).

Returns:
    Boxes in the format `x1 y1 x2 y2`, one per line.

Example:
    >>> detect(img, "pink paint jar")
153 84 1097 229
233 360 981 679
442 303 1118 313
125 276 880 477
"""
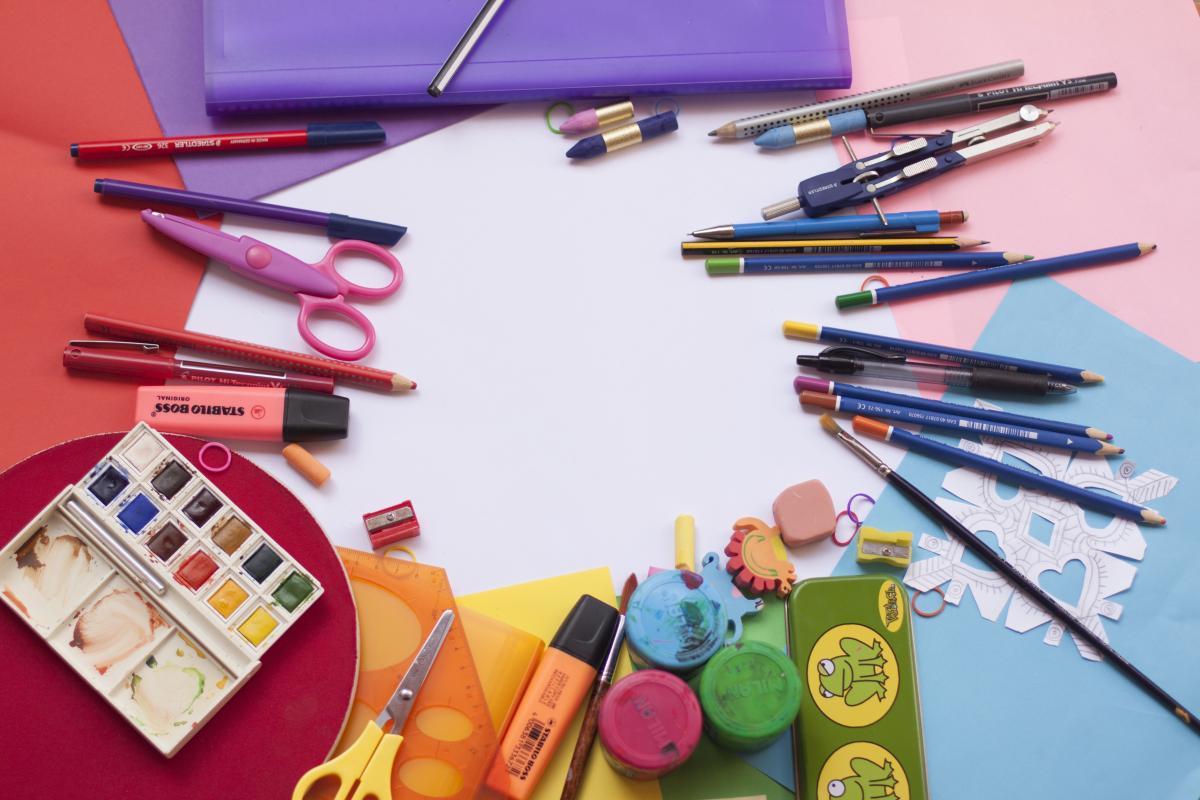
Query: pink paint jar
597 670 703 779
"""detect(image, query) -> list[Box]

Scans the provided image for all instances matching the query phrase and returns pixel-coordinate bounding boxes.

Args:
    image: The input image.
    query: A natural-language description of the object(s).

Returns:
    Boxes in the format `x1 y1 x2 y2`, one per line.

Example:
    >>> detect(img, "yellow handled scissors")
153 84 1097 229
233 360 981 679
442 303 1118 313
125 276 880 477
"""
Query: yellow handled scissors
293 609 454 800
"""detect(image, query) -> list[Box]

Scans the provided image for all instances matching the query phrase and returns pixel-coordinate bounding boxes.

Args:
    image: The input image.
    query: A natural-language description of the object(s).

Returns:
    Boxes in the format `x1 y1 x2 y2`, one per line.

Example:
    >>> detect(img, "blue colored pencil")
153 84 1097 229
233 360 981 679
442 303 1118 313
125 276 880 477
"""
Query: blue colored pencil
853 416 1164 524
690 209 959 240
707 252 1026 275
836 242 1154 308
794 377 1112 440
783 321 1103 385
799 390 1121 455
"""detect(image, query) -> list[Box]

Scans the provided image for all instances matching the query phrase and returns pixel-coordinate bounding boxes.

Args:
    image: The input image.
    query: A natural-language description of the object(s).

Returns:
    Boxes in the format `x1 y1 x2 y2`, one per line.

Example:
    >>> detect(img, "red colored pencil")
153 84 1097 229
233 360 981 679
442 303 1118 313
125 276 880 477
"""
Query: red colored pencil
70 122 384 160
83 313 415 393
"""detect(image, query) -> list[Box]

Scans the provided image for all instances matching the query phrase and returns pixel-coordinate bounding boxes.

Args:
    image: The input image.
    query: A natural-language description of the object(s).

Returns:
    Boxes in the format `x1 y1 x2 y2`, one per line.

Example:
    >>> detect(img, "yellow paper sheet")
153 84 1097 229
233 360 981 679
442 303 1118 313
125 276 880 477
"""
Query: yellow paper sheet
459 568 661 800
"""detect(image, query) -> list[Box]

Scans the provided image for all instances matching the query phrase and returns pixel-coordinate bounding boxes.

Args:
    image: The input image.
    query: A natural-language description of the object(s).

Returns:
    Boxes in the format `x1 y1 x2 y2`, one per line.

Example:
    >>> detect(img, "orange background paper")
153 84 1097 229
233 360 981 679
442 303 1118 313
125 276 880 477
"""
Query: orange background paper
0 0 206 470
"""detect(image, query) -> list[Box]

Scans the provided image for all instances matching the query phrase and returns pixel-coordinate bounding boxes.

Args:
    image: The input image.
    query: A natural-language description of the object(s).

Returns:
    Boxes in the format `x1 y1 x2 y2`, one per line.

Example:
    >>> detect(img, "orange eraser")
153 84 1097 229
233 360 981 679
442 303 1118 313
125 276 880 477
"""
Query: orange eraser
282 443 331 487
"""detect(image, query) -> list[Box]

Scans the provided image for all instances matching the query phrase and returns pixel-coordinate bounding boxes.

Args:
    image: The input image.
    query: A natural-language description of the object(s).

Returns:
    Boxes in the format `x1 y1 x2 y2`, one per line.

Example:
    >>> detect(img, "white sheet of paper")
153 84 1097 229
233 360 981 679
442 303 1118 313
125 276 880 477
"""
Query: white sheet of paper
187 97 907 594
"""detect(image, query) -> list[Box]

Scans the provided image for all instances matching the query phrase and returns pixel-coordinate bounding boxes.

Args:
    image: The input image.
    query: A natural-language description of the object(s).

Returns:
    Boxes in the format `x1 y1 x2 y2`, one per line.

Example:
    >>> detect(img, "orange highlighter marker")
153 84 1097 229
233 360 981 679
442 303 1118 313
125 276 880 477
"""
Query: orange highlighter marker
485 594 619 799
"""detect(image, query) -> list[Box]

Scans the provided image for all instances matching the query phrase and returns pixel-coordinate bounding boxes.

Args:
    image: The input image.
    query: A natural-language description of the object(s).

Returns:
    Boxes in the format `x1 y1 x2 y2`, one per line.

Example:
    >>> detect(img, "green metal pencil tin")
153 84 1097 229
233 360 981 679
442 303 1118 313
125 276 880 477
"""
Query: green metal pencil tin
788 575 929 800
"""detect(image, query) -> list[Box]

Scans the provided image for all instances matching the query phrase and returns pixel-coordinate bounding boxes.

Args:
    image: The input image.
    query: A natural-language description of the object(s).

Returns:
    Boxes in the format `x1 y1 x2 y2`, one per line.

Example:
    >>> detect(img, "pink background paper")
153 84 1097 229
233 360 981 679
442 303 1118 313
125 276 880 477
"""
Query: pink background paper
833 0 1200 360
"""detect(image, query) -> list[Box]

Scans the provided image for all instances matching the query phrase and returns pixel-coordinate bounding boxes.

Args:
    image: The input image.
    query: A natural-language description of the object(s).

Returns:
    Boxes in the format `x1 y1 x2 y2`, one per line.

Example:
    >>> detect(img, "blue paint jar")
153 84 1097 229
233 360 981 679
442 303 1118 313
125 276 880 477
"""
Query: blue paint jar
625 562 755 675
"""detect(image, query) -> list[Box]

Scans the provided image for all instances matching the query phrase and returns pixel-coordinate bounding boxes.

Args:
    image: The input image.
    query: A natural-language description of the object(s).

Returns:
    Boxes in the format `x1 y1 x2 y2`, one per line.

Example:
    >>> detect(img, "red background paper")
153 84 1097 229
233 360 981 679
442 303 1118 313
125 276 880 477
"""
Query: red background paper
0 1 207 470
0 433 357 799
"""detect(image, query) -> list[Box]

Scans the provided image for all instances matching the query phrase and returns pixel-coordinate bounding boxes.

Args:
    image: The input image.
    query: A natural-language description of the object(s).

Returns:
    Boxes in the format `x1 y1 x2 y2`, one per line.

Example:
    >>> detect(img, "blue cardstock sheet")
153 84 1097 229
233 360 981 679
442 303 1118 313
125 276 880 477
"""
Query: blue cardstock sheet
833 279 1200 799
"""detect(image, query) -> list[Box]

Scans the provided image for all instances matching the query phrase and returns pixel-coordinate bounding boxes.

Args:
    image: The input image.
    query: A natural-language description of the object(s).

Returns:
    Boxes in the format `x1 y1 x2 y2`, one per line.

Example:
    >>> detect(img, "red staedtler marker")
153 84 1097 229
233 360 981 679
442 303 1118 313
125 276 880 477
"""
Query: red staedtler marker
70 122 385 159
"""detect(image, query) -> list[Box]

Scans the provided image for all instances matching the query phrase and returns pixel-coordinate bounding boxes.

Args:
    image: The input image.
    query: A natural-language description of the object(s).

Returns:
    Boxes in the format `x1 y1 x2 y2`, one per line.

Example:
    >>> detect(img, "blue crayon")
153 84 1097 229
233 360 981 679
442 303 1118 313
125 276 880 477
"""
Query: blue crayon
566 111 678 159
690 209 961 241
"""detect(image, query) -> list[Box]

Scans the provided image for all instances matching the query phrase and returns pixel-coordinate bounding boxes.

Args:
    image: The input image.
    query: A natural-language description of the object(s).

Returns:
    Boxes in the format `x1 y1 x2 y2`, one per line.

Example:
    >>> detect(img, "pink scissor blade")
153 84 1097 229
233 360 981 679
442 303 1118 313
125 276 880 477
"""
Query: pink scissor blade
140 210 339 298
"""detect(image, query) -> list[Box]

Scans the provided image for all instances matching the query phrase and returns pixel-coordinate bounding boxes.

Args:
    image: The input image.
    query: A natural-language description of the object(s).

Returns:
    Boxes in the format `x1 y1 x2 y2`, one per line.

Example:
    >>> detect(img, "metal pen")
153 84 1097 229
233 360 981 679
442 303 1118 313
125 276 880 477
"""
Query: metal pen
428 0 508 97
709 59 1024 140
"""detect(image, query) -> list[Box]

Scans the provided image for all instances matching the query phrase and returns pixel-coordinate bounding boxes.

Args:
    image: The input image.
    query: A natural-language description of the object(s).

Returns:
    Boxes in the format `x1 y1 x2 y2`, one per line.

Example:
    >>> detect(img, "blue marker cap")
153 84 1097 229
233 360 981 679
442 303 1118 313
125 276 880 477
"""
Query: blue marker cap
305 122 386 148
326 213 407 246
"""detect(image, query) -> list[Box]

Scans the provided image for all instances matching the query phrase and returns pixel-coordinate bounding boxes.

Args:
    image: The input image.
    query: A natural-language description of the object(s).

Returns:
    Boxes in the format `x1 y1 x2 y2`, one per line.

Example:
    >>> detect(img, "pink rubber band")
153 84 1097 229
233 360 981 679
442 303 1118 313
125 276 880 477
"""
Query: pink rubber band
912 586 947 618
860 274 891 291
197 442 232 473
831 510 860 547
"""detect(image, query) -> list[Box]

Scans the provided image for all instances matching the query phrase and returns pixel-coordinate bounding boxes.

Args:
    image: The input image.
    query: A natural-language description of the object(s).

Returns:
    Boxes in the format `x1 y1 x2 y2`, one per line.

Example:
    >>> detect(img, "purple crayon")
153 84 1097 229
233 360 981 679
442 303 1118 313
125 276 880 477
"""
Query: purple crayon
566 111 679 159
559 100 635 134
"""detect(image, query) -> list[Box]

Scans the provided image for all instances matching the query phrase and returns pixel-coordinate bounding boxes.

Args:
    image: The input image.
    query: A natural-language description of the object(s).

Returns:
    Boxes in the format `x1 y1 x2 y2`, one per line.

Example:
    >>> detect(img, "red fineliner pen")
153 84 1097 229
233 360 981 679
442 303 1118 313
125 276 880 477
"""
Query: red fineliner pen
69 122 385 159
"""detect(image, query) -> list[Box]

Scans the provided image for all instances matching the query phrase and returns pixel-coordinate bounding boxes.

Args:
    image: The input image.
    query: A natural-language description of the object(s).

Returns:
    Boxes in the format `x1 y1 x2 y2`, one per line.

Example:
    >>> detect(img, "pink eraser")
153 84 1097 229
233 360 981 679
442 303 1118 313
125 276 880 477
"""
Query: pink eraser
773 480 836 547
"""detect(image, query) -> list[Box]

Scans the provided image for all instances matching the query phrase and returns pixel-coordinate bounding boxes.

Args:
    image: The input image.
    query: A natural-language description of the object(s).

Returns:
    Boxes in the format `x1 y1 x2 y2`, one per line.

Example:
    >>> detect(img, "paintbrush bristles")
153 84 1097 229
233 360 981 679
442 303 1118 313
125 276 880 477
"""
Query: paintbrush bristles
819 413 844 435
619 573 638 615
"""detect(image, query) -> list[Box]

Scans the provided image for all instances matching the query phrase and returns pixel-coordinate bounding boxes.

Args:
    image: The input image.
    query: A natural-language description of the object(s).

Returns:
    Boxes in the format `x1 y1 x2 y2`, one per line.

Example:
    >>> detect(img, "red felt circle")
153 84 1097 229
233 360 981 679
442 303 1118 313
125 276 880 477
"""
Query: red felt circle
0 433 357 799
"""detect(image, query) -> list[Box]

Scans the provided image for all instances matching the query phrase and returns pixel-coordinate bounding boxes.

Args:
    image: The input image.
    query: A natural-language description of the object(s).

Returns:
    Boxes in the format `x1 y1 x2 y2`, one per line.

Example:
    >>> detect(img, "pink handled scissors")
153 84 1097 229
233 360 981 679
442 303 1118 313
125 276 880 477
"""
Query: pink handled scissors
141 210 402 361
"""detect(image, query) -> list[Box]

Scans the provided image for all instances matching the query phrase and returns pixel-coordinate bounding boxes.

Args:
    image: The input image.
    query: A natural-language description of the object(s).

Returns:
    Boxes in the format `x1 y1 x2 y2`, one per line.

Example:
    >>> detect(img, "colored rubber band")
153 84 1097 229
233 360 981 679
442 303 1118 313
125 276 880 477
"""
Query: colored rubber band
911 586 947 618
197 442 232 473
860 274 891 291
545 102 575 135
844 492 876 524
654 98 681 116
831 510 860 547
383 545 416 562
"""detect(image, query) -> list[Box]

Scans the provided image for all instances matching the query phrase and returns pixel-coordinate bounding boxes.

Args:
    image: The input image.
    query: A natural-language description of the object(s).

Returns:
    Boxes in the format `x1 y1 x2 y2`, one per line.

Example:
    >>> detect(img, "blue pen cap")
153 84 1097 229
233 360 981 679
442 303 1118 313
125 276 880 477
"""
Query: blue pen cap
305 122 386 147
625 568 729 674
326 213 407 246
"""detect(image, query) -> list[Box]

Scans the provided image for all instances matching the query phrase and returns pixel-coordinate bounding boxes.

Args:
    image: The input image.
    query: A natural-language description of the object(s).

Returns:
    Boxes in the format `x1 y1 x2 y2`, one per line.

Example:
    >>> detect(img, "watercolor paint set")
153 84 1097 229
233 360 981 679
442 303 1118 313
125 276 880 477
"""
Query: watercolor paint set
0 423 323 756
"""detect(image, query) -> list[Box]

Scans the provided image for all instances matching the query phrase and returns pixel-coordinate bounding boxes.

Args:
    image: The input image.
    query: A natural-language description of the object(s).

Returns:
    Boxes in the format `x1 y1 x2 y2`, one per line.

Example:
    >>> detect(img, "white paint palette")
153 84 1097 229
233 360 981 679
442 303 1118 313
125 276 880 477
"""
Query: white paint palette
0 423 323 756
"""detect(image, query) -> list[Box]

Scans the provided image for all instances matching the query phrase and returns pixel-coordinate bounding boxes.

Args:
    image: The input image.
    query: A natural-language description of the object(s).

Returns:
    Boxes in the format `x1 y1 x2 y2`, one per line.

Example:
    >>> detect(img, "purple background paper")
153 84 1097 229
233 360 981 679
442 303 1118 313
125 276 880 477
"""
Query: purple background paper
107 0 483 199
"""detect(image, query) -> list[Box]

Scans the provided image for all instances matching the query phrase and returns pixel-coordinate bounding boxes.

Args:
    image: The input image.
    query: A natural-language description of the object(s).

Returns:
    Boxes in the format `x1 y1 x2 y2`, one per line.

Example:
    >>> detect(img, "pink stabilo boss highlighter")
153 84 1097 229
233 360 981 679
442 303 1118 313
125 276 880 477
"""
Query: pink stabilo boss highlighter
134 386 348 441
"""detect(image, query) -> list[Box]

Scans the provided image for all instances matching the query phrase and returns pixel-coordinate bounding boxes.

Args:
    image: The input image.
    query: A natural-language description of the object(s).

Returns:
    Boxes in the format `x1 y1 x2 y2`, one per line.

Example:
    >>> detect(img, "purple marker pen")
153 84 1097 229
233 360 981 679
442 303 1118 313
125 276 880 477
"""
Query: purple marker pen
93 178 406 246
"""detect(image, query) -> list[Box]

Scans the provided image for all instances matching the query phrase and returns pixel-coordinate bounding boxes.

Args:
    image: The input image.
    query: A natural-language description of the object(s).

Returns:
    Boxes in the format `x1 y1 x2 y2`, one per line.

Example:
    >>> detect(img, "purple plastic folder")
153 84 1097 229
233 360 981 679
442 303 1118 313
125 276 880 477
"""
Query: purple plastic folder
108 0 482 199
204 0 851 113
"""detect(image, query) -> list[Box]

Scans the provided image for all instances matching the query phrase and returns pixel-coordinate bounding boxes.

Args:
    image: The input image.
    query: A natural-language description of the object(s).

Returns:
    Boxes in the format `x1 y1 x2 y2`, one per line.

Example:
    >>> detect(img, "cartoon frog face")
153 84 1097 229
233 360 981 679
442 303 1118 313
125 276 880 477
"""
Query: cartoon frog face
814 637 888 707
826 757 898 800
818 657 851 699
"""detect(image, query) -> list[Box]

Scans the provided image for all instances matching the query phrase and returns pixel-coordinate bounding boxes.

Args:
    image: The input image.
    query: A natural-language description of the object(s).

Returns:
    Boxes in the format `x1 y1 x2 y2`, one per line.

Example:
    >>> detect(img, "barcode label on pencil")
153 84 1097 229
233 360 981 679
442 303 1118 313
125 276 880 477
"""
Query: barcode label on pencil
958 420 1037 440
505 718 551 777
1048 82 1110 99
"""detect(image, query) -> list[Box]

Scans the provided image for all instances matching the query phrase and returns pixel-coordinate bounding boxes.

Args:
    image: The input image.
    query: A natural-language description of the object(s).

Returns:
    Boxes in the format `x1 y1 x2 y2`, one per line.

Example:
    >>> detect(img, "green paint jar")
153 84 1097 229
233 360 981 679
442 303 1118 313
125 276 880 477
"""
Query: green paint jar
698 640 802 752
